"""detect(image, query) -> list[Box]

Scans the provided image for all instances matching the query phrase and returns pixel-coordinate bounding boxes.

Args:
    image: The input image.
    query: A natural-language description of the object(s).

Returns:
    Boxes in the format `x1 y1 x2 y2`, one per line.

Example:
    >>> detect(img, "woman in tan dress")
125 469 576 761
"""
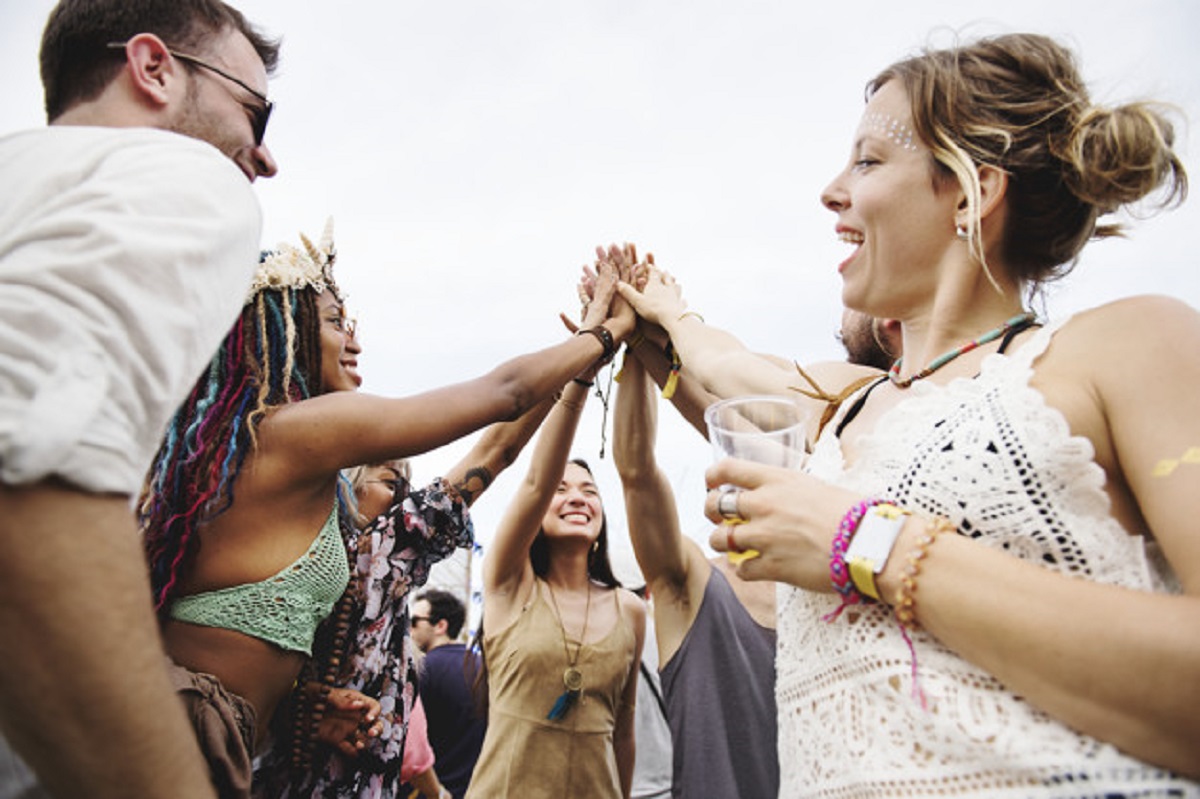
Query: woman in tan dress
469 255 646 799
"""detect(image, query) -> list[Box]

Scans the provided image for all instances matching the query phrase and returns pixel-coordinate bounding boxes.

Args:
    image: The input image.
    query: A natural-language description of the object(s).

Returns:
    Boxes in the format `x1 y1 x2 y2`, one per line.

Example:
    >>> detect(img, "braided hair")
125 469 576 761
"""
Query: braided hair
139 258 326 614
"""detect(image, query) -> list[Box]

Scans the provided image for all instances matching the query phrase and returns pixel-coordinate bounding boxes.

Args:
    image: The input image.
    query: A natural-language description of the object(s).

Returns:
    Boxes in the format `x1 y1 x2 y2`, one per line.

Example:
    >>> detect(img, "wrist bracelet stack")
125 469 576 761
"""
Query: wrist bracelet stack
845 504 911 601
825 499 955 710
576 325 616 364
822 498 884 622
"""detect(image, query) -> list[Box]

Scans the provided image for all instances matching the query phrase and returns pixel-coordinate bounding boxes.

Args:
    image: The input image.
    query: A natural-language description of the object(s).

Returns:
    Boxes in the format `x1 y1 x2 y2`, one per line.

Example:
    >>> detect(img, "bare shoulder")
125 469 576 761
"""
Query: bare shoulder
616 588 648 642
1043 295 1200 386
1033 296 1200 485
617 587 647 620
1057 295 1200 348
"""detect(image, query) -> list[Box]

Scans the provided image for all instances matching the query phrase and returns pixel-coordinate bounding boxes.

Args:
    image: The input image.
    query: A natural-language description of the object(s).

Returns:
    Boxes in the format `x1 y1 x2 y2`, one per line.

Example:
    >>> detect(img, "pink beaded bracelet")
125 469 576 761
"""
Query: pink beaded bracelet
822 498 884 622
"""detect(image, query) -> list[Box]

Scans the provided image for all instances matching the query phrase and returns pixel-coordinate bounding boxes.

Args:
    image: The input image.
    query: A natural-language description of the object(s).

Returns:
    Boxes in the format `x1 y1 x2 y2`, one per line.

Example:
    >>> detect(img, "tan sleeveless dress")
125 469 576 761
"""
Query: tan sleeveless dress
466 578 636 799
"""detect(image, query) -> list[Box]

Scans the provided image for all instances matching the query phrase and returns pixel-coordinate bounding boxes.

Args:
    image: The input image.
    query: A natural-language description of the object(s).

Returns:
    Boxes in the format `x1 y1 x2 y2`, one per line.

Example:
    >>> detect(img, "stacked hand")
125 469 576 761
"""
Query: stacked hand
615 261 691 331
566 243 644 341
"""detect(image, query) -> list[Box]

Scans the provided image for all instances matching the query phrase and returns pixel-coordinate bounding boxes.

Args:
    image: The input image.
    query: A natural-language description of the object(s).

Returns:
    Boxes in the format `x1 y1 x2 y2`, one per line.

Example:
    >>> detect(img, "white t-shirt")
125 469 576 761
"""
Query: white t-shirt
0 126 261 494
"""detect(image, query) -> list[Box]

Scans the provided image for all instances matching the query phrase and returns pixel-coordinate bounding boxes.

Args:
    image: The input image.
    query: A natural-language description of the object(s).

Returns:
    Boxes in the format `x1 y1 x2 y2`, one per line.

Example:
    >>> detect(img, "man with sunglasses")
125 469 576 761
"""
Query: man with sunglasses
0 2 279 798
410 589 488 799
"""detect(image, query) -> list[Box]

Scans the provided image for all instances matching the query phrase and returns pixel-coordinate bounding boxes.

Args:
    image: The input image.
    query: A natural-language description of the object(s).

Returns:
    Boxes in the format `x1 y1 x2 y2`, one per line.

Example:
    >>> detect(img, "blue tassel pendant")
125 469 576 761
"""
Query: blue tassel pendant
546 689 578 721
546 667 583 721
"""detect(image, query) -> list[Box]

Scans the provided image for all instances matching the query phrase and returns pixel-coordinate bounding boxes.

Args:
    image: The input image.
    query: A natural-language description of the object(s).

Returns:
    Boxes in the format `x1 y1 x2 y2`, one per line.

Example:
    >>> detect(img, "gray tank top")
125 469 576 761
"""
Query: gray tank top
660 566 778 799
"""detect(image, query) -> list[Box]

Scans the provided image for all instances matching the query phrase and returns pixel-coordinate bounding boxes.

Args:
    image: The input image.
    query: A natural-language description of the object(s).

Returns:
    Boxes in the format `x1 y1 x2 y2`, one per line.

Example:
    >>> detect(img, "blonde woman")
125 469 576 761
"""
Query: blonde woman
622 33 1197 796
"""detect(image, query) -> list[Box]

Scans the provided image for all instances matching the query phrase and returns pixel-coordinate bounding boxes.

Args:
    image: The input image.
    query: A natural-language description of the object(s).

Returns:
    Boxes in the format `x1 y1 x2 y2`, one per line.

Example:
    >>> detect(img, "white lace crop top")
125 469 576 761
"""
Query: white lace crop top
776 319 1196 797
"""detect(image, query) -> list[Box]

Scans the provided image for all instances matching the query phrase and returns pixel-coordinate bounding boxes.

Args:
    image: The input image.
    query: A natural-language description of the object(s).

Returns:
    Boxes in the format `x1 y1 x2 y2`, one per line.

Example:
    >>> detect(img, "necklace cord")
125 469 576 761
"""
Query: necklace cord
545 580 592 721
888 312 1036 388
548 580 591 668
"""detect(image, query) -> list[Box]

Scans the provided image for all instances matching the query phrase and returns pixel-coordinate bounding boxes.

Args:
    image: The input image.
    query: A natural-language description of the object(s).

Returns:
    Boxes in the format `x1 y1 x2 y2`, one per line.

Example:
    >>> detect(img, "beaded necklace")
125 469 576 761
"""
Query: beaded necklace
888 312 1036 388
290 559 356 773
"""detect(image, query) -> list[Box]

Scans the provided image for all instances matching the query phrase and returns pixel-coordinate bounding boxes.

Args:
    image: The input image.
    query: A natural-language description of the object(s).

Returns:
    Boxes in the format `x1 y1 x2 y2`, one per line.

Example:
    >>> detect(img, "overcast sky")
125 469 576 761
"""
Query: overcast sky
4 1 1198 599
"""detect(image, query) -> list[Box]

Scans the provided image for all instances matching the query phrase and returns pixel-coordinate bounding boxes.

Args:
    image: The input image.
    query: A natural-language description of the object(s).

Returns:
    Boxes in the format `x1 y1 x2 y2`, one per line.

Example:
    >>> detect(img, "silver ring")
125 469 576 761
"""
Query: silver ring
717 487 743 522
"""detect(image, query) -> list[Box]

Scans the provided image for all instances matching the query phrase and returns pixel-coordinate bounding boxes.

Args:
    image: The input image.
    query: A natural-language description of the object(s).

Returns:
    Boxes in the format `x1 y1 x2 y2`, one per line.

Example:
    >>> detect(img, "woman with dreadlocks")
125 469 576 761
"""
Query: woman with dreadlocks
139 221 632 798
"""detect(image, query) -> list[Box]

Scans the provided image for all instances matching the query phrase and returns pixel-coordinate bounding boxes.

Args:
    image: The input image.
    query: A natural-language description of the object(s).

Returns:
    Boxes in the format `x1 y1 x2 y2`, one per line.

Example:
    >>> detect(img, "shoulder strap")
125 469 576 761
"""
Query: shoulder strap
815 374 882 441
639 660 668 719
1001 317 1064 369
834 376 888 439
997 322 1041 353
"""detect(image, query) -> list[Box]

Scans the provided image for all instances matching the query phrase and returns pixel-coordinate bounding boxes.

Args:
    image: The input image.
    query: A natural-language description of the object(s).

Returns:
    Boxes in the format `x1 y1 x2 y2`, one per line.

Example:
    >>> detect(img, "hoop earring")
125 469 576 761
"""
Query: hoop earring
870 318 895 360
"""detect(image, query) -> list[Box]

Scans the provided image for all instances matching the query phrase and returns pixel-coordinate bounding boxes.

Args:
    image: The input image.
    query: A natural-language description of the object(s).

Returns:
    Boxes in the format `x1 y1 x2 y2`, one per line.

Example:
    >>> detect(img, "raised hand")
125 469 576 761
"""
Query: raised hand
570 243 646 340
581 258 620 331
618 263 688 328
599 244 639 339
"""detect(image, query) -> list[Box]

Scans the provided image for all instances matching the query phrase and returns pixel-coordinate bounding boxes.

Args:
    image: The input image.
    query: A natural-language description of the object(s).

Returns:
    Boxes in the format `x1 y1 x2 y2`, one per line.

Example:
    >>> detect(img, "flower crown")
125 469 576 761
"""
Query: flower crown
246 217 343 303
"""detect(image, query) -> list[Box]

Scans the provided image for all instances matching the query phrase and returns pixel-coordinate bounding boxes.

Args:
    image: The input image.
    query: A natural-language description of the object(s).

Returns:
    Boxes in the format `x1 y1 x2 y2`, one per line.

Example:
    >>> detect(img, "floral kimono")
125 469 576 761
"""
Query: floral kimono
255 477 472 798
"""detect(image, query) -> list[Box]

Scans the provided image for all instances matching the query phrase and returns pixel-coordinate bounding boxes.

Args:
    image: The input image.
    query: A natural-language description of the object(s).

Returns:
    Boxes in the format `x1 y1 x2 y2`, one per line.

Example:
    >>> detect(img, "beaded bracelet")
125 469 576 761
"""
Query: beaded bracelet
891 516 955 629
822 498 885 622
888 515 955 710
576 325 616 364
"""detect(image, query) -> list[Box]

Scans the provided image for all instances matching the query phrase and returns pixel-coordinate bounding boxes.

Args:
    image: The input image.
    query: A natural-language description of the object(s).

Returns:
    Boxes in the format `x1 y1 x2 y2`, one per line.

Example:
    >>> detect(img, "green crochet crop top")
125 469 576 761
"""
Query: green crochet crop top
168 506 350 655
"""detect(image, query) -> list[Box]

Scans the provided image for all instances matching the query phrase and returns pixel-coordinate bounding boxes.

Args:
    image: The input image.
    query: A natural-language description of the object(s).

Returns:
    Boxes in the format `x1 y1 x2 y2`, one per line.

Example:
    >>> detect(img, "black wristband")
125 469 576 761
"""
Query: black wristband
576 325 616 364
572 377 594 388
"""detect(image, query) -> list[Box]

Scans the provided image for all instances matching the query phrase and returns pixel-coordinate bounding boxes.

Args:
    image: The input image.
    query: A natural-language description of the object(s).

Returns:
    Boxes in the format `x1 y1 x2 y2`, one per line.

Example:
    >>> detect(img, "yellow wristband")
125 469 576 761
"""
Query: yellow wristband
843 503 909 601
848 556 881 601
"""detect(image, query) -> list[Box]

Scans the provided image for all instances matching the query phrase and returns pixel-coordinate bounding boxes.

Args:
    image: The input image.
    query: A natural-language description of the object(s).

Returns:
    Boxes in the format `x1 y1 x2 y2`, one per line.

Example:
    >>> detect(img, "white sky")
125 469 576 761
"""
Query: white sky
4 1 1198 598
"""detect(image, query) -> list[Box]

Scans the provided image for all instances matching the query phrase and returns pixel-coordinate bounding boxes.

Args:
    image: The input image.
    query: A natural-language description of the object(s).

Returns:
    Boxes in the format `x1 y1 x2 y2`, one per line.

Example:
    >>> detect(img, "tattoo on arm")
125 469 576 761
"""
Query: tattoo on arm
455 466 494 505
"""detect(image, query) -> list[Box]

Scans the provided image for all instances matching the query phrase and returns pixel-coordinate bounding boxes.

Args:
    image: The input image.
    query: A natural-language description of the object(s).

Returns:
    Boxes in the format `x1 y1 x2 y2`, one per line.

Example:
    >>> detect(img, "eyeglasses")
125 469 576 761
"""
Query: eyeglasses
410 615 431 627
367 475 410 500
324 313 357 339
107 41 273 146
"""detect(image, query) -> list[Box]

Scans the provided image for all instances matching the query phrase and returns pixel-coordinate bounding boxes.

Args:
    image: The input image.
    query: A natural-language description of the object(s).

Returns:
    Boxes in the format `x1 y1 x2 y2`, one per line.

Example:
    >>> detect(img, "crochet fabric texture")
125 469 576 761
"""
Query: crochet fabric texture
778 320 1194 798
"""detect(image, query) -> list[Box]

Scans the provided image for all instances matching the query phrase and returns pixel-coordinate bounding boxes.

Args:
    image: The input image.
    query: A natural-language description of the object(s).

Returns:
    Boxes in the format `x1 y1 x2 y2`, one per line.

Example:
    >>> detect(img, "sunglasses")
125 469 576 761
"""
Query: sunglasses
107 41 273 146
410 615 431 627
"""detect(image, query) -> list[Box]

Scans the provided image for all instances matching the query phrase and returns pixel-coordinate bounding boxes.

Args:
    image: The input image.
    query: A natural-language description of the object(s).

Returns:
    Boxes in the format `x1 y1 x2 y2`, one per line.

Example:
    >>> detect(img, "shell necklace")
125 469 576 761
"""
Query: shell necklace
545 579 592 721
888 312 1036 388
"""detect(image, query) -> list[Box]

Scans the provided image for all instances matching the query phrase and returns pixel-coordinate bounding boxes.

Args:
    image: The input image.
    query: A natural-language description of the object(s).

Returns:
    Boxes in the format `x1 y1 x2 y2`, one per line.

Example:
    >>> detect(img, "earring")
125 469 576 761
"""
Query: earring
591 540 599 553
955 223 969 241
870 318 895 360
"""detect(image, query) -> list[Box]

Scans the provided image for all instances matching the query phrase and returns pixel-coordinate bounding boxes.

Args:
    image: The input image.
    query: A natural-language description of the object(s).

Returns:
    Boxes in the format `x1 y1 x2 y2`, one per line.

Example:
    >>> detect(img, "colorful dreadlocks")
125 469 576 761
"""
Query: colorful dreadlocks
139 221 341 614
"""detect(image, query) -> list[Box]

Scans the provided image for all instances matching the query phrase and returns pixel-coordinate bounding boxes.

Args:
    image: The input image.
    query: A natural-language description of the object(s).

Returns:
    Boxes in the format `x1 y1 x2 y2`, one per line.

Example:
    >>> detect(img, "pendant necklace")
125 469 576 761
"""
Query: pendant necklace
546 580 591 721
888 312 1037 388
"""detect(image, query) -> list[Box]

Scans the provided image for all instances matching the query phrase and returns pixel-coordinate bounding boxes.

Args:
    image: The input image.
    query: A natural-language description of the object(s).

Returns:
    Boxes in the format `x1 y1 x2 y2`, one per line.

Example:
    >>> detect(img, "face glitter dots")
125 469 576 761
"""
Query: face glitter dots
860 112 918 151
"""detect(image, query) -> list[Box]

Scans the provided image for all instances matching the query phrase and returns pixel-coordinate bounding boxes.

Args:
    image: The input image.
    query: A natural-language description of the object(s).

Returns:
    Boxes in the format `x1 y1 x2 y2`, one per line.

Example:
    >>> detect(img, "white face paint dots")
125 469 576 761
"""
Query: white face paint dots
860 112 918 151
